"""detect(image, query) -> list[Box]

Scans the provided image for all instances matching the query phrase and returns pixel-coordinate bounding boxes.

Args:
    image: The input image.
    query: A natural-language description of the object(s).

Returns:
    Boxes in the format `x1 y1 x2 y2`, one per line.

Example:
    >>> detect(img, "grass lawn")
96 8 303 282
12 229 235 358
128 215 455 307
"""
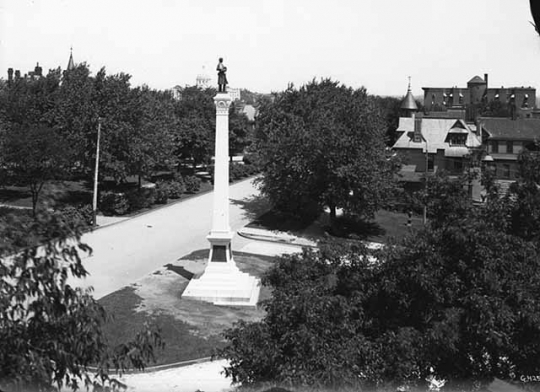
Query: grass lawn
0 180 92 209
249 208 423 245
99 250 275 366
367 209 424 243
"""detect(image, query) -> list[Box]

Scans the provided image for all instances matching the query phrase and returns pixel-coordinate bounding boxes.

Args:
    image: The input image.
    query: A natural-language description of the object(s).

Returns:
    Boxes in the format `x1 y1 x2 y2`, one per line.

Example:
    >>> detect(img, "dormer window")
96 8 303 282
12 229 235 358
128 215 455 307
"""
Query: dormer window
413 119 422 143
448 135 466 146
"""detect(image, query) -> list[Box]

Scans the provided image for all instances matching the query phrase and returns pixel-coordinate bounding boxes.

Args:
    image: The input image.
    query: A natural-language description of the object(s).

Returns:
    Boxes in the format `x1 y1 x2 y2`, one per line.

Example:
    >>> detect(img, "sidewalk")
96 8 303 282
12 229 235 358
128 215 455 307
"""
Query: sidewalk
115 359 232 392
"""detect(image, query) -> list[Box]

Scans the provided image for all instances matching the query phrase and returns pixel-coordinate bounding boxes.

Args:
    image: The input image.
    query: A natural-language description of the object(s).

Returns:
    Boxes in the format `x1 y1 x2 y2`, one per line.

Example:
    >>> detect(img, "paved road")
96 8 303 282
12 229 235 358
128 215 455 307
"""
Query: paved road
76 177 269 299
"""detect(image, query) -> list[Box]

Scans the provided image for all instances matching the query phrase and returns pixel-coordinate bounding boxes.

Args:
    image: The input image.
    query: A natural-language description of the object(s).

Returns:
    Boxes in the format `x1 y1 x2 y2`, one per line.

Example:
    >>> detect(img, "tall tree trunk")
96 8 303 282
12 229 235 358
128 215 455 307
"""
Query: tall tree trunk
30 182 44 218
329 204 337 227
31 191 37 218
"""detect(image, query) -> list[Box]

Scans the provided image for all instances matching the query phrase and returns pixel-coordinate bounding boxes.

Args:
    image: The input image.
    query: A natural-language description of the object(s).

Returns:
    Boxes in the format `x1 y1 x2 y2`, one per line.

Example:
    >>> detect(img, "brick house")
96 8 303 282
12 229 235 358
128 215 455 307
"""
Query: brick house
393 117 482 182
422 74 539 121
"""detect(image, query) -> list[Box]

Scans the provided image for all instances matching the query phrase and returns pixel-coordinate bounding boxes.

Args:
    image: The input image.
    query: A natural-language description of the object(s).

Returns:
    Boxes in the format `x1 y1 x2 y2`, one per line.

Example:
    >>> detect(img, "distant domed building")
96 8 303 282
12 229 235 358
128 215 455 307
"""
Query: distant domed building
196 66 211 89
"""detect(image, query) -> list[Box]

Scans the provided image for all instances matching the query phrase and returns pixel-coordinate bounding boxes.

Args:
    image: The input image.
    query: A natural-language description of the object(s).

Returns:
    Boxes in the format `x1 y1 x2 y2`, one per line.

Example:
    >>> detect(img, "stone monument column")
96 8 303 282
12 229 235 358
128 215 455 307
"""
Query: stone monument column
207 93 234 263
181 88 260 307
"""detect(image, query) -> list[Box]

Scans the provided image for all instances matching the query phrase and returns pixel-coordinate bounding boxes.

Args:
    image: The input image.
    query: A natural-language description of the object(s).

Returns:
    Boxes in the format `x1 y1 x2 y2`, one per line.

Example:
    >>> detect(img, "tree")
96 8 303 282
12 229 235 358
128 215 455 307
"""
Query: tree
53 63 98 172
531 0 540 37
229 102 252 161
507 144 540 243
0 208 163 391
421 171 474 229
125 86 177 186
218 178 540 390
173 86 216 171
0 126 73 216
255 79 397 224
218 245 375 390
92 70 139 183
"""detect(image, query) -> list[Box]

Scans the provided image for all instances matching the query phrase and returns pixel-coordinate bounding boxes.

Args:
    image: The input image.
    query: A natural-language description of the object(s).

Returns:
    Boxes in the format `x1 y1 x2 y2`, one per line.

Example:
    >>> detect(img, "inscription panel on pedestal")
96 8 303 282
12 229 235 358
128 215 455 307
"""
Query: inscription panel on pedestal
211 245 228 262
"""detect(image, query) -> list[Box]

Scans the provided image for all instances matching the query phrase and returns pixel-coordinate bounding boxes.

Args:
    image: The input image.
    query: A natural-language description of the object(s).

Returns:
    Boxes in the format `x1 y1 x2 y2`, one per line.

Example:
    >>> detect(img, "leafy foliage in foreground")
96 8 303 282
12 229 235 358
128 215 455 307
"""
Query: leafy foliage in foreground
0 208 163 391
218 153 540 391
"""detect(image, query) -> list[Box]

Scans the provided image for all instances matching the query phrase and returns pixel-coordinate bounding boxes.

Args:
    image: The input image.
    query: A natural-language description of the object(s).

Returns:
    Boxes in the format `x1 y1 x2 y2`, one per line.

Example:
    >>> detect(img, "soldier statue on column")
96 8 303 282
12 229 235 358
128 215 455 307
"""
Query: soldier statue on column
217 57 228 93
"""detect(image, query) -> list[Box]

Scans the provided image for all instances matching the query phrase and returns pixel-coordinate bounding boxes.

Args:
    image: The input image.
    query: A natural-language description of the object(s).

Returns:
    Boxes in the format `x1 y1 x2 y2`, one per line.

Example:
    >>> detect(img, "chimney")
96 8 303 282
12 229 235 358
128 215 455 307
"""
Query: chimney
484 73 488 87
7 68 13 82
413 117 423 143
14 70 21 79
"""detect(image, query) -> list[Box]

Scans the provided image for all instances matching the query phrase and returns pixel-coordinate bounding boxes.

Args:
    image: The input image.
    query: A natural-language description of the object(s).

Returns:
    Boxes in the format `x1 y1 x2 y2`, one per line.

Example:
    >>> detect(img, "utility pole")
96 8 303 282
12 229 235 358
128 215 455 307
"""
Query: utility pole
92 118 102 227
423 139 428 225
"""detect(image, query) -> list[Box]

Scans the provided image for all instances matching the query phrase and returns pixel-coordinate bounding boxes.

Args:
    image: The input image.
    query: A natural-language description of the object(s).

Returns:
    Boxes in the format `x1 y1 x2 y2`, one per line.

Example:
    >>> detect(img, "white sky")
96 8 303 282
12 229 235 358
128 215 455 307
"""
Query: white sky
0 0 539 96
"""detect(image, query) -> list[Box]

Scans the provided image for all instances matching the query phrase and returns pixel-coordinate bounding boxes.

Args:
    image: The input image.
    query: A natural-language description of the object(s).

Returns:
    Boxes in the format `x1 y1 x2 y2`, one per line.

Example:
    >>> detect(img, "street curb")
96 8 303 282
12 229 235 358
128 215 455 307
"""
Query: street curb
87 356 214 375
237 230 318 248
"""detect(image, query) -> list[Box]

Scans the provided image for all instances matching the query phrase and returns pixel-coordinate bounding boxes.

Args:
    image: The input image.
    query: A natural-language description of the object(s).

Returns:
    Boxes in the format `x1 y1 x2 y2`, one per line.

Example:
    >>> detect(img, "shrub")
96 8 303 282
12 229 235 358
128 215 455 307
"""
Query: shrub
183 175 201 194
127 187 156 211
244 163 260 176
99 191 130 216
154 183 169 204
229 163 248 181
167 179 185 199
242 151 261 167
56 204 93 228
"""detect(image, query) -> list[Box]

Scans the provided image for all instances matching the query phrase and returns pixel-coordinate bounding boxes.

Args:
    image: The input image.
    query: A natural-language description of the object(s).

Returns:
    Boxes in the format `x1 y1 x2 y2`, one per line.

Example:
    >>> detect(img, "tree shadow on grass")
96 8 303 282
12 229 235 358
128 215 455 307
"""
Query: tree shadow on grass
0 188 30 203
325 215 386 240
230 193 271 222
246 209 315 232
55 189 92 206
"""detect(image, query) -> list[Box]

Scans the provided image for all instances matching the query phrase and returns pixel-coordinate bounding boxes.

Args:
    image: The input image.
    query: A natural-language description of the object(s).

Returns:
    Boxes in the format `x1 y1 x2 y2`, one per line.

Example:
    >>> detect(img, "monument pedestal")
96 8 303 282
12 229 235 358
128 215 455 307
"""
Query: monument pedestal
181 91 260 307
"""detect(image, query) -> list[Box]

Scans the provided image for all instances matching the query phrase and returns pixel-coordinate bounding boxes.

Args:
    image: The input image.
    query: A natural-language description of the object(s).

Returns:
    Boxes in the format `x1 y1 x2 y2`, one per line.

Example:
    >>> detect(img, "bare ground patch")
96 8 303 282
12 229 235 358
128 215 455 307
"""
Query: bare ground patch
100 249 276 364
132 250 274 338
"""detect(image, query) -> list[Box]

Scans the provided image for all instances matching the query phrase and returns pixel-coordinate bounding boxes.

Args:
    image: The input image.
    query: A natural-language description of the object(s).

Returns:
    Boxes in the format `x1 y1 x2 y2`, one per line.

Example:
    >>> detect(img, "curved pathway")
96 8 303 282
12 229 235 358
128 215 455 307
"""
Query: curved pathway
77 177 269 299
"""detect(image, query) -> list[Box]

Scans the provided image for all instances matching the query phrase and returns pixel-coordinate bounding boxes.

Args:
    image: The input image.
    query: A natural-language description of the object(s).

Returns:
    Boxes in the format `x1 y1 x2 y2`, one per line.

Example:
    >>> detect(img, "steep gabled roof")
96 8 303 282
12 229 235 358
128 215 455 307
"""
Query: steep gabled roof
480 117 540 140
393 117 481 153
468 75 485 85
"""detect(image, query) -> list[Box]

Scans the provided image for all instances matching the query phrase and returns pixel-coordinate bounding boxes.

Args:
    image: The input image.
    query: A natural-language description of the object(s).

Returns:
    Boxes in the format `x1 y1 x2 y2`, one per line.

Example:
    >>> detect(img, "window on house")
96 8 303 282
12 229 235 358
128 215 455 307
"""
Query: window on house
507 141 513 154
502 164 511 179
491 141 499 153
523 94 529 108
454 159 463 172
449 135 466 146
428 154 435 172
459 93 463 104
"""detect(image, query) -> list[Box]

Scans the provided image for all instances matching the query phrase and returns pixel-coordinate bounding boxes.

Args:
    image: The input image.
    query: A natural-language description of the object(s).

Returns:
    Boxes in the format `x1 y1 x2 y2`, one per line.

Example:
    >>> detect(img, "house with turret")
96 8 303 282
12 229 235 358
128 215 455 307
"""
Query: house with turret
392 80 482 183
